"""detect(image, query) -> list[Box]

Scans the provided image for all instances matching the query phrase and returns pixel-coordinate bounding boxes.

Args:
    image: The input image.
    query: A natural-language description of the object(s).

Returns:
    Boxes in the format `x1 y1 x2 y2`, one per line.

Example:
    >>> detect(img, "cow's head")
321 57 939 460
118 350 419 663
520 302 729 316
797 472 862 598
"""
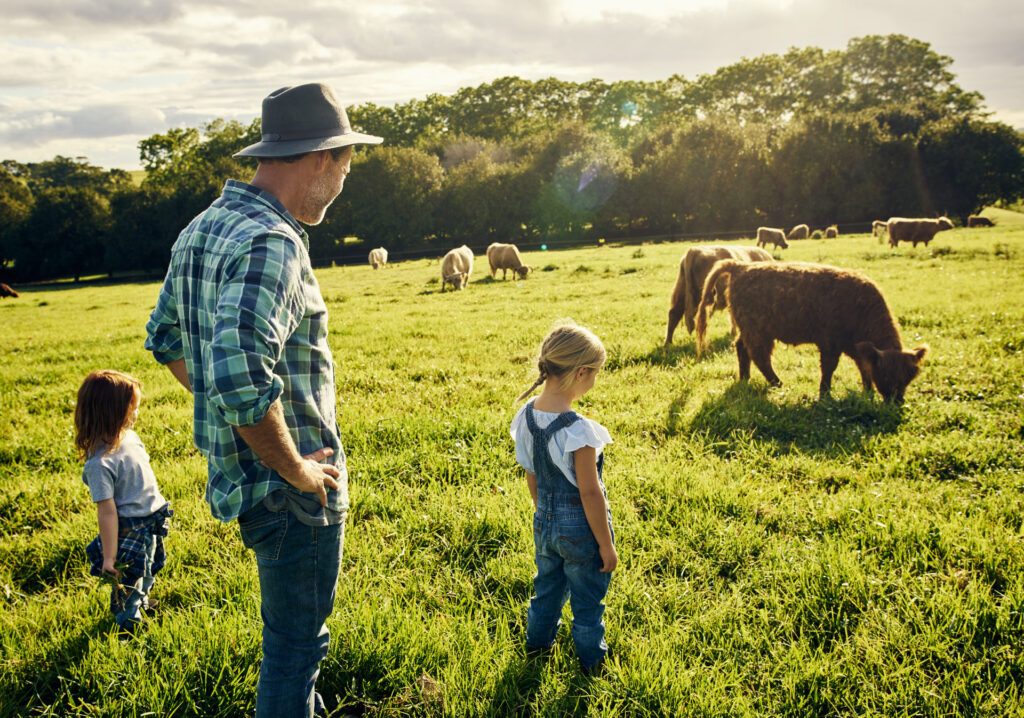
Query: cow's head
856 342 928 402
516 265 531 279
444 272 467 290
938 216 954 231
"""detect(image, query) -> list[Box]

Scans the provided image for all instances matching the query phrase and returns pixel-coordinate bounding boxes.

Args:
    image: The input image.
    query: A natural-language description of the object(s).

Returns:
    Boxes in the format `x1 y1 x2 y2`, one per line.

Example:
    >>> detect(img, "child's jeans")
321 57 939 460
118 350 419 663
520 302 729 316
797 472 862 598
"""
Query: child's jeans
526 496 612 669
111 532 157 627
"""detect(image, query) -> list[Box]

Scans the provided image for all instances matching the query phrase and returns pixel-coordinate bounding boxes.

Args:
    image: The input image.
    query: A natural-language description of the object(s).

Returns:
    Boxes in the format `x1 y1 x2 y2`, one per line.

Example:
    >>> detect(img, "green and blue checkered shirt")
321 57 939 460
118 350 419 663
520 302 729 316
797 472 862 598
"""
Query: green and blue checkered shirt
145 180 347 522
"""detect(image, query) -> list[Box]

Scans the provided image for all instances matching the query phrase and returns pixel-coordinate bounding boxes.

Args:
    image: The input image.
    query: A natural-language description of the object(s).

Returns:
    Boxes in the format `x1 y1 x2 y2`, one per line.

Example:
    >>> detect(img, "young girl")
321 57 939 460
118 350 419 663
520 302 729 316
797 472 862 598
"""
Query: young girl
75 370 172 634
510 321 617 674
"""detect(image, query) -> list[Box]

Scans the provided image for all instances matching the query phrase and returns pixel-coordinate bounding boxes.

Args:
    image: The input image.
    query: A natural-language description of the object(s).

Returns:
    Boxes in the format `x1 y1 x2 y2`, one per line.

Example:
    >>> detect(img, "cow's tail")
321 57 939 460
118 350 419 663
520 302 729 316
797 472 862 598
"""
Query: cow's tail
695 260 738 356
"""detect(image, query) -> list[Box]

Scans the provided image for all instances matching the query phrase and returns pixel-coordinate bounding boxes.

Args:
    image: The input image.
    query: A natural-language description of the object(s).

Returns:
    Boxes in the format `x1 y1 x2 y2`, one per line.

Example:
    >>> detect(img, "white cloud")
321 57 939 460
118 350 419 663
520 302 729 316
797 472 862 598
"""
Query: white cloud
0 0 1021 167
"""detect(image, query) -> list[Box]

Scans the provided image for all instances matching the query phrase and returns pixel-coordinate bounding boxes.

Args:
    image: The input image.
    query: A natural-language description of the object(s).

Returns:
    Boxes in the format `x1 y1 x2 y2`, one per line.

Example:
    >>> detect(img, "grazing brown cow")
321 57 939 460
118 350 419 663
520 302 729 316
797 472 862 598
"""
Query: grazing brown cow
756 227 789 250
825 225 839 238
665 245 773 345
872 220 887 239
887 217 954 248
486 243 530 280
695 261 928 401
967 215 995 228
0 282 18 298
787 224 809 240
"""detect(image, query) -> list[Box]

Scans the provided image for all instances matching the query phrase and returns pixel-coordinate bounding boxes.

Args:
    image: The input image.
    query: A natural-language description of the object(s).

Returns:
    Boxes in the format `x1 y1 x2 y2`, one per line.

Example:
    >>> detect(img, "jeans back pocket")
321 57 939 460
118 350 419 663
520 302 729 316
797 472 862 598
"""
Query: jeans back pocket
238 503 289 562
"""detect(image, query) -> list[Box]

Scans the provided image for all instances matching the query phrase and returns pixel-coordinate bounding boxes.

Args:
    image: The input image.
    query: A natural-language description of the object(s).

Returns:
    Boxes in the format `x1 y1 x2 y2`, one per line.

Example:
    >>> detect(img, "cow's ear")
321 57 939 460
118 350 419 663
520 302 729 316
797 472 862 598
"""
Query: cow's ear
911 345 929 364
856 341 880 363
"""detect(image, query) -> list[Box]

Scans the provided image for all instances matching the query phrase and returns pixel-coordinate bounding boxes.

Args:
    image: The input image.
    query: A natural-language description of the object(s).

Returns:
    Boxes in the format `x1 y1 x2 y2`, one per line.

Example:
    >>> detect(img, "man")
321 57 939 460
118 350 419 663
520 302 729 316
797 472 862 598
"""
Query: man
145 83 382 717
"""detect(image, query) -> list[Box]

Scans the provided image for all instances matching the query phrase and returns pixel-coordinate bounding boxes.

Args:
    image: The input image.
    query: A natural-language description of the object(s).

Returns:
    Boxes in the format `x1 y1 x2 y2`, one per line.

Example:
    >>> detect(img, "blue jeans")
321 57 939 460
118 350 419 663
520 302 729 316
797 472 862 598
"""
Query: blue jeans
526 497 612 669
112 532 156 627
238 500 344 718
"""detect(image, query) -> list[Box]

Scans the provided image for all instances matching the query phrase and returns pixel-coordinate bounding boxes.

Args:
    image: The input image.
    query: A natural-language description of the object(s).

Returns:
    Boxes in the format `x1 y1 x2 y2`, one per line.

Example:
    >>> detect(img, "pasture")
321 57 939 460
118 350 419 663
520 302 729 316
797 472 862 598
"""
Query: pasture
1 217 1023 716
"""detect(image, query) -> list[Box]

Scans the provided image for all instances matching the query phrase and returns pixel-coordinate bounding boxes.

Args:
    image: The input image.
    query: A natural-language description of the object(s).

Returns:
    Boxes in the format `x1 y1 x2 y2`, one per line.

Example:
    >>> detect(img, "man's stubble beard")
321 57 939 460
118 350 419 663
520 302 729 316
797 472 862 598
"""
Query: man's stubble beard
299 172 344 226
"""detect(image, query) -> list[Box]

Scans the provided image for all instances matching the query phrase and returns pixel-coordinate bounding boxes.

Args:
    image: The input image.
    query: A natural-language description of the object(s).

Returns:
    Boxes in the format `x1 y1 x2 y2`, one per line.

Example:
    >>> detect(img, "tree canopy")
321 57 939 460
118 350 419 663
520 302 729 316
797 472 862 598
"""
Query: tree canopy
2 35 1021 282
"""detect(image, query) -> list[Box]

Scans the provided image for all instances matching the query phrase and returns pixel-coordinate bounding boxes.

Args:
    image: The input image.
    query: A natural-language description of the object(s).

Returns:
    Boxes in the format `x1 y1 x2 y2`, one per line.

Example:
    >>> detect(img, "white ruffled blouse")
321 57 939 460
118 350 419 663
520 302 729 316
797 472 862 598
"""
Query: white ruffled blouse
509 399 613 488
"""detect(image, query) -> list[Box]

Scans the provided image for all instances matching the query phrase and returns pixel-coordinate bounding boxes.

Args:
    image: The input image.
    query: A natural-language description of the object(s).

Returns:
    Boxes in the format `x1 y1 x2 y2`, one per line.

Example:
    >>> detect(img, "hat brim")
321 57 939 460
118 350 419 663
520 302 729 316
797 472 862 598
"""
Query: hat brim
234 131 383 158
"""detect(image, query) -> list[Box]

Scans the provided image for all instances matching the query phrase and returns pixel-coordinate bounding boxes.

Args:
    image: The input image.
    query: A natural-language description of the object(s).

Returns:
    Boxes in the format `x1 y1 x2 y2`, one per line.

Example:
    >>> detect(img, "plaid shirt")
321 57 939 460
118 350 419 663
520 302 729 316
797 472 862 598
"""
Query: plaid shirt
86 504 172 581
145 180 348 522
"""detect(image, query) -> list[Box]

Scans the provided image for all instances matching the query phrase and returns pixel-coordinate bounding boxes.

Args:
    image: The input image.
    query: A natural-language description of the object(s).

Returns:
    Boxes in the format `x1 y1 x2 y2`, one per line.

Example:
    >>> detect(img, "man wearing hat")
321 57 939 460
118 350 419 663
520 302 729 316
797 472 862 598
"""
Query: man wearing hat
145 83 382 717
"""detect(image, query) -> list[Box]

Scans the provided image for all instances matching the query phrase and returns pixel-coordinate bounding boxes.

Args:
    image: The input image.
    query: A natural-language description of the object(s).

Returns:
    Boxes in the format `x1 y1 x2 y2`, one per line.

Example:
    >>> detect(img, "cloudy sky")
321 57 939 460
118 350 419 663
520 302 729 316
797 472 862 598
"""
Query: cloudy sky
2 0 1022 170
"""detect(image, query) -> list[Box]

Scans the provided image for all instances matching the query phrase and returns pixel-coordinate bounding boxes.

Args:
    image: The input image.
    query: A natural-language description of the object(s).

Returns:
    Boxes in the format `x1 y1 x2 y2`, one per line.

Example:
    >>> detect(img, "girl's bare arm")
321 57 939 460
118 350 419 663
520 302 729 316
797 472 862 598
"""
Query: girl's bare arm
574 446 617 573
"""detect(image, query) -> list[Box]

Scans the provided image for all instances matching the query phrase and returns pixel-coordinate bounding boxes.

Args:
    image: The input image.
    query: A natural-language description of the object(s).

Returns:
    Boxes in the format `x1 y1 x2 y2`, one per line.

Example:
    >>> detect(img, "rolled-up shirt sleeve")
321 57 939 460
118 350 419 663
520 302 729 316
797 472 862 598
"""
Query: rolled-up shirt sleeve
207 232 305 427
144 269 184 364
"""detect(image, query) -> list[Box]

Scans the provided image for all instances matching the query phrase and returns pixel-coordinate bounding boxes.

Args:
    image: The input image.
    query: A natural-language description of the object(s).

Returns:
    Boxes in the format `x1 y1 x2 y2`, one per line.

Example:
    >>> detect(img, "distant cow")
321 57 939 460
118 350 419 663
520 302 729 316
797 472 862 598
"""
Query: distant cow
441 245 474 291
825 225 839 239
887 217 954 248
967 215 995 228
665 245 772 345
872 220 887 239
695 261 928 401
756 227 789 250
368 247 388 269
0 283 18 298
787 224 809 240
486 243 530 280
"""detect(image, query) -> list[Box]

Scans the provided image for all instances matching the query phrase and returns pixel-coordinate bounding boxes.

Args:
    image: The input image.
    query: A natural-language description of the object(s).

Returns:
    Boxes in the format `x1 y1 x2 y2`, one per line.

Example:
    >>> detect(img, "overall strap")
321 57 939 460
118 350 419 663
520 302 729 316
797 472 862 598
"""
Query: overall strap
527 404 583 497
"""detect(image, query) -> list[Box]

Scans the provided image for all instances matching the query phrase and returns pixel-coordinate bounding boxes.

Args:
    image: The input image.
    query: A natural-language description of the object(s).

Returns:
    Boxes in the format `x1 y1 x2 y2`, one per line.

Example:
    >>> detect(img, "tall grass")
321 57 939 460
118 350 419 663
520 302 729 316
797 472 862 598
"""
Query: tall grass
1 224 1022 716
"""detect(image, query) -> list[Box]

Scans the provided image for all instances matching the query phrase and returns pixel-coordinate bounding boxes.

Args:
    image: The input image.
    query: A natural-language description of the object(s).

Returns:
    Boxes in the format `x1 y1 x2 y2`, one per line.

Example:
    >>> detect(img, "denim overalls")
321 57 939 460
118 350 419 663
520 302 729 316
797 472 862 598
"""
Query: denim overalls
524 403 613 669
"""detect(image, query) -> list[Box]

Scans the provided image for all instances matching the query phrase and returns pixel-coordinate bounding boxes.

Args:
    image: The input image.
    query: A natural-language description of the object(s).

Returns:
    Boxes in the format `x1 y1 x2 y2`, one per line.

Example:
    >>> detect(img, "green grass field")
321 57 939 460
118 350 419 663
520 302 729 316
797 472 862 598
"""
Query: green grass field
1 221 1023 716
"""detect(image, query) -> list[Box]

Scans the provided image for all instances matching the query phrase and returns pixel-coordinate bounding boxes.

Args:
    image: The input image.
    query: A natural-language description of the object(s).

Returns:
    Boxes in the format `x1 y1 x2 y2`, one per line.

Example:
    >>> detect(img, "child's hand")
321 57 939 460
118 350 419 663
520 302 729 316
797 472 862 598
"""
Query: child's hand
102 559 121 579
599 543 618 573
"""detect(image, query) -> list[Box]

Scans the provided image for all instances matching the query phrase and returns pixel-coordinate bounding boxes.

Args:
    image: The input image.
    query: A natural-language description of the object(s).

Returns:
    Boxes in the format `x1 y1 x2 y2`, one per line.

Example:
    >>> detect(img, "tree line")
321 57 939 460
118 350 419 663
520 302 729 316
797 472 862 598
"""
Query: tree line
1 35 1022 283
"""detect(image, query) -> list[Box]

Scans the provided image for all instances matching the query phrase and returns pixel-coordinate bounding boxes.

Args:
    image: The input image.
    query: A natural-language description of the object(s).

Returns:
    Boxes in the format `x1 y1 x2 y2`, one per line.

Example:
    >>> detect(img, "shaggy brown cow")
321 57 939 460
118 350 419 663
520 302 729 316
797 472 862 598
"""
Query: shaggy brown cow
787 224 809 240
967 215 995 228
695 261 928 401
0 282 18 298
825 225 839 238
872 220 887 239
887 217 954 248
665 245 773 345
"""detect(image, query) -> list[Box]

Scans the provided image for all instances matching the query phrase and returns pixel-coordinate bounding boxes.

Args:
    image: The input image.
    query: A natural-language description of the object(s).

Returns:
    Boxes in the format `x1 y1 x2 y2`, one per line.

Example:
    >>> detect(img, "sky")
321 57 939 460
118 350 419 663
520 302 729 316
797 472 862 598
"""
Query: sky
2 0 1022 170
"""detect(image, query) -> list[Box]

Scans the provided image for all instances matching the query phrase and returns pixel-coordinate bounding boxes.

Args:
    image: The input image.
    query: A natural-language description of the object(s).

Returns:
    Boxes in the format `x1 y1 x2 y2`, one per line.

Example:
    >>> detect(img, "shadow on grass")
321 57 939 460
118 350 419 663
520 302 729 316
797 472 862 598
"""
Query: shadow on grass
679 381 904 456
6 538 83 596
606 334 734 371
0 615 108 717
484 655 546 716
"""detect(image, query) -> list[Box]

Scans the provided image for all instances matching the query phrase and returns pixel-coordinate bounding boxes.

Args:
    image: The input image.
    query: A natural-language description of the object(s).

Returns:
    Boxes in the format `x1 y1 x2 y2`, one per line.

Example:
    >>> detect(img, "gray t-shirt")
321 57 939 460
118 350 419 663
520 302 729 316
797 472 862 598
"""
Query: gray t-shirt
82 429 167 518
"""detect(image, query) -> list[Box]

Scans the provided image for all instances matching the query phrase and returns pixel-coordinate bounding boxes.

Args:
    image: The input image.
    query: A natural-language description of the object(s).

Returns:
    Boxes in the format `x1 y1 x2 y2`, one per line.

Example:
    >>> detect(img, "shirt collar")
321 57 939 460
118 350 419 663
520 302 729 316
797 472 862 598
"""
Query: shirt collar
222 179 308 242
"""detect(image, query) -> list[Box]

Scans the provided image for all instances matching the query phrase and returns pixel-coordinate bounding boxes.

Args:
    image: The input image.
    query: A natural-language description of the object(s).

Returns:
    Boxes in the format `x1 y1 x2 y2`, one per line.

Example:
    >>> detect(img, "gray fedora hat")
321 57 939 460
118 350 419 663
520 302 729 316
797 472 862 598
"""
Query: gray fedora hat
234 82 383 158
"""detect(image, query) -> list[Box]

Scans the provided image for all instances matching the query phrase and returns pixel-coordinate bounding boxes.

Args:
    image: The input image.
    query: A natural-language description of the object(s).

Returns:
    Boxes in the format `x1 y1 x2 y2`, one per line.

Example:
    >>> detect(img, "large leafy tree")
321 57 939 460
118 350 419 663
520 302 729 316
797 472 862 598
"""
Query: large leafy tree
12 187 110 282
0 166 33 275
918 118 1024 221
328 147 444 251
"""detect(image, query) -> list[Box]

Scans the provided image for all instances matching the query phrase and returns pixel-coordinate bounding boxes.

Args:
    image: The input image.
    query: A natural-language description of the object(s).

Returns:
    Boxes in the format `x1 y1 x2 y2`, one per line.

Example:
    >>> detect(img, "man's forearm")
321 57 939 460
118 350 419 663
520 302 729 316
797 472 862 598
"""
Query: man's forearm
165 358 192 392
235 400 304 479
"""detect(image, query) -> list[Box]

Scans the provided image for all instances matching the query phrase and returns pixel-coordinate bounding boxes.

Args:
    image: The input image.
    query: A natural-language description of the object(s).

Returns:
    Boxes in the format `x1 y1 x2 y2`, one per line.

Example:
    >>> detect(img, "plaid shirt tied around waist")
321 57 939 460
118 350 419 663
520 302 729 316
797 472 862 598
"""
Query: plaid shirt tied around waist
144 180 348 522
87 504 173 581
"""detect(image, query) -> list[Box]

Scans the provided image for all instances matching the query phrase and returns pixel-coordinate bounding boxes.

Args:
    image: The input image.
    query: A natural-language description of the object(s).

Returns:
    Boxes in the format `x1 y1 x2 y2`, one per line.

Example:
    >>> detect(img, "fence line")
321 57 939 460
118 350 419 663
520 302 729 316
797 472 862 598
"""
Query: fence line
311 220 880 268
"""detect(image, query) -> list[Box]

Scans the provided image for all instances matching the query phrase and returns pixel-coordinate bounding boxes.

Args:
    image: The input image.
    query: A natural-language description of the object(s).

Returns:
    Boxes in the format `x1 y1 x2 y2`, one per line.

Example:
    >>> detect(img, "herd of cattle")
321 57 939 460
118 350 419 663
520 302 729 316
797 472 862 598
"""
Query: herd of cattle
362 213 1000 401
0 213 996 402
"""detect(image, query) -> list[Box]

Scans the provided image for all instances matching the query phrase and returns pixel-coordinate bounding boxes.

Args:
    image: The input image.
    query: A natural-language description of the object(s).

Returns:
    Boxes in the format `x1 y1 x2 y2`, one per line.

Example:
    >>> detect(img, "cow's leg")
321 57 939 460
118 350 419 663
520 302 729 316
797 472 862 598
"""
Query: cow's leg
748 341 782 387
818 349 840 399
666 306 684 346
736 339 751 381
850 352 874 394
